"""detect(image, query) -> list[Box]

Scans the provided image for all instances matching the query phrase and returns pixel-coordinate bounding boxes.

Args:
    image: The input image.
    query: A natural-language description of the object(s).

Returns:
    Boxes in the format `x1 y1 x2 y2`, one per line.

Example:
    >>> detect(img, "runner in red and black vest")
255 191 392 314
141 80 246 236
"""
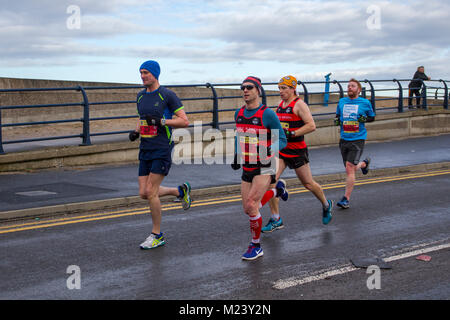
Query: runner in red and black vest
231 76 287 261
261 75 333 233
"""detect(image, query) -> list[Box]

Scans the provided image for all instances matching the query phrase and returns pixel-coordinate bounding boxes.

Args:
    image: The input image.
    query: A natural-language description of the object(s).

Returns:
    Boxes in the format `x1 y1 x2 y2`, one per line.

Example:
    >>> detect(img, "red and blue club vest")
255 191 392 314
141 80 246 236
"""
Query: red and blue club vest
235 105 273 171
276 97 307 158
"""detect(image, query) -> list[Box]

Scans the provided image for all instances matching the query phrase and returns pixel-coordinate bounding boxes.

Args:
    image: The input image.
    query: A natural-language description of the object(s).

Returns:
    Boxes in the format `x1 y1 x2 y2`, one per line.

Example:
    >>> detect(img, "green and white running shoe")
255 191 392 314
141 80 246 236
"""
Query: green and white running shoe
179 182 192 210
140 233 165 249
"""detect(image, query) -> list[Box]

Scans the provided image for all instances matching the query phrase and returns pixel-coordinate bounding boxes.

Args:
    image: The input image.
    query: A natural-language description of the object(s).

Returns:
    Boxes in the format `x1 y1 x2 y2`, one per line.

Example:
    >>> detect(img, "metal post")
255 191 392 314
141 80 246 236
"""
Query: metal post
421 81 427 110
298 81 309 104
261 86 267 107
78 86 92 146
323 73 332 106
333 80 344 99
0 106 4 154
206 83 219 130
364 79 376 114
440 79 448 110
393 79 403 113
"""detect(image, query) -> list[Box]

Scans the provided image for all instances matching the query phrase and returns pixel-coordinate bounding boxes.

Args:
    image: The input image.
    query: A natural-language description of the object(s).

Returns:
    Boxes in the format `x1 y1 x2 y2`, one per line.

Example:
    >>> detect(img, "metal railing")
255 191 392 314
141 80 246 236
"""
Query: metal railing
0 78 448 154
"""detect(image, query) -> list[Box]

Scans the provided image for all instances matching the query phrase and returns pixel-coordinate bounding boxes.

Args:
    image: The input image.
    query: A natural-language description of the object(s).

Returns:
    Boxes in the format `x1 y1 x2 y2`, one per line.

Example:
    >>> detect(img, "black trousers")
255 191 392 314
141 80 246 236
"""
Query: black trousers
408 88 422 107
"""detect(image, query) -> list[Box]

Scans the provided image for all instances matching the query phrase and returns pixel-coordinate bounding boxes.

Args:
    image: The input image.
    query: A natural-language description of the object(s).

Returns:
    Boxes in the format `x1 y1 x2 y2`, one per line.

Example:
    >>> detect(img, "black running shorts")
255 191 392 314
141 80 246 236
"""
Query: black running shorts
138 149 172 176
339 139 365 166
280 148 310 169
241 167 276 184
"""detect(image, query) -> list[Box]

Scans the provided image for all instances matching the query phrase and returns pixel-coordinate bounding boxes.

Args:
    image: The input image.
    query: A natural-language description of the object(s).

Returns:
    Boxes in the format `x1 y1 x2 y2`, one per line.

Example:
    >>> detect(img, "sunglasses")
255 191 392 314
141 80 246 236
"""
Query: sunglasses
240 85 255 91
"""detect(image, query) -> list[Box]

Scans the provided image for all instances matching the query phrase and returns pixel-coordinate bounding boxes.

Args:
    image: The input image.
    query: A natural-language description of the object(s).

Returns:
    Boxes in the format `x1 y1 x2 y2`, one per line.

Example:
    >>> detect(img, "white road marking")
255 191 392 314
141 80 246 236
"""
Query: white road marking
273 240 450 290
15 190 57 196
273 265 358 290
384 242 450 262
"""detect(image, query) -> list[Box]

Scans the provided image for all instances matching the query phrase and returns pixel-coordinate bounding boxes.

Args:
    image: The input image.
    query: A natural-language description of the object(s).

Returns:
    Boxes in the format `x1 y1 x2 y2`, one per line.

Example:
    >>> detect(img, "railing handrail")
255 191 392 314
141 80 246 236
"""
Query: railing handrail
1 78 449 154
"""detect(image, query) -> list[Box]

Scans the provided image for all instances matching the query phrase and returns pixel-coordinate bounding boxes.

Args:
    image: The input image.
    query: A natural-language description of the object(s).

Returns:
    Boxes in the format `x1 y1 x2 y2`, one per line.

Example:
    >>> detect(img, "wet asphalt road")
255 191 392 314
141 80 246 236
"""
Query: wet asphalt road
1 171 449 301
1 134 449 213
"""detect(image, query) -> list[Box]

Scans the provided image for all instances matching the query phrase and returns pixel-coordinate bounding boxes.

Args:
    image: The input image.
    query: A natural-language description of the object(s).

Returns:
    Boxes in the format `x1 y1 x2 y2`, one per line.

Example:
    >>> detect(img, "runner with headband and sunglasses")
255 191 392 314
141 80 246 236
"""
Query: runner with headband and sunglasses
231 76 287 261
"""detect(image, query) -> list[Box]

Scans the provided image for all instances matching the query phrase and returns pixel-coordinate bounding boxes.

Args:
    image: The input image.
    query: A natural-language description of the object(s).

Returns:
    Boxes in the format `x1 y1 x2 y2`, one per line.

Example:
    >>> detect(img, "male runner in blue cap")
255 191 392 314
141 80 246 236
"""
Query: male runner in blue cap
129 60 191 249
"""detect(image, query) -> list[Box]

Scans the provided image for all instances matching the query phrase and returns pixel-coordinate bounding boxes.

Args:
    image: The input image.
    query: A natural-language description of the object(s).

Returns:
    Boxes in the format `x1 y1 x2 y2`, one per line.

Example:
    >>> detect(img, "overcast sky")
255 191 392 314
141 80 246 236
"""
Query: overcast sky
0 0 448 85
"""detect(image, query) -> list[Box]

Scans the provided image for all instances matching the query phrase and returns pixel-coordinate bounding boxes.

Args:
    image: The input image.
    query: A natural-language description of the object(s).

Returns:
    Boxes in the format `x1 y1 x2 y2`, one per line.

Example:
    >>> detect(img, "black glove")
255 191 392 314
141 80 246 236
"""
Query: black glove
334 116 341 126
284 129 296 139
129 131 140 141
145 115 163 127
358 114 367 123
231 153 241 170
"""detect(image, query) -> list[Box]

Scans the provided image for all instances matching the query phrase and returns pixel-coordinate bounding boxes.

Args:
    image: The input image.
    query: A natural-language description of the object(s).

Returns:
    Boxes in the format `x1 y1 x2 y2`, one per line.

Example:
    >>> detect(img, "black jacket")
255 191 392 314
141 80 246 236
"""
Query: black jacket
409 71 429 89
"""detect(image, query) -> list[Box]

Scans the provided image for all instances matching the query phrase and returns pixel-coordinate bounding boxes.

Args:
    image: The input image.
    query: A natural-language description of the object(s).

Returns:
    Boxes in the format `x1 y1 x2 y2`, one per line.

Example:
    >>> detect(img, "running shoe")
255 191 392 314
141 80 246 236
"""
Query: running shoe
276 179 289 201
322 200 333 225
361 157 371 175
261 217 284 233
179 182 192 210
337 196 350 209
140 233 165 249
241 243 264 261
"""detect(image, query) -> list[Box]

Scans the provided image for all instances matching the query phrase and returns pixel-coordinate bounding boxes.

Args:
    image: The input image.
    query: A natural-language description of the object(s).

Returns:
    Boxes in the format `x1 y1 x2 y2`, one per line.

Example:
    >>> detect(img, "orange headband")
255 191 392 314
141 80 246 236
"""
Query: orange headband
278 75 297 89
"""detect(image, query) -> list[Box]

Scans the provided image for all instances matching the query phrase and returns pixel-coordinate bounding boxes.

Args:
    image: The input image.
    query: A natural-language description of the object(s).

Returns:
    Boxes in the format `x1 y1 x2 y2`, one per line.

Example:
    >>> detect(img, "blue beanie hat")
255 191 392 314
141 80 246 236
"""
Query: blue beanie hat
139 60 160 80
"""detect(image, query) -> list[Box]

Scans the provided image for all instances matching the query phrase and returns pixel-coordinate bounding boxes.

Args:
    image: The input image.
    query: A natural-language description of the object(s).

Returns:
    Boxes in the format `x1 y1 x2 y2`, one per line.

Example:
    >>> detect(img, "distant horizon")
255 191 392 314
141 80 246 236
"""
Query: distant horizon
2 74 448 86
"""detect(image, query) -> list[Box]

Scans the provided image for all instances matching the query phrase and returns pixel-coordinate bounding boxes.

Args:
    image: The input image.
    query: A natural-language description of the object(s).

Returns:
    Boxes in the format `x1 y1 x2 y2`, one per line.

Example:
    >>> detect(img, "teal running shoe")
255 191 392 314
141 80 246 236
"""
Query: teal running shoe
322 200 333 225
261 217 284 233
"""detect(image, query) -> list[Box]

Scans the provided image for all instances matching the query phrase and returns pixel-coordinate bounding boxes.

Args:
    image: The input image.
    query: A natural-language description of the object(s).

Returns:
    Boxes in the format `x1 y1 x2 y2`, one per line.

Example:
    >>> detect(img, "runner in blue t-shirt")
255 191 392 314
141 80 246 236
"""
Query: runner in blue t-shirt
334 78 375 209
128 60 192 249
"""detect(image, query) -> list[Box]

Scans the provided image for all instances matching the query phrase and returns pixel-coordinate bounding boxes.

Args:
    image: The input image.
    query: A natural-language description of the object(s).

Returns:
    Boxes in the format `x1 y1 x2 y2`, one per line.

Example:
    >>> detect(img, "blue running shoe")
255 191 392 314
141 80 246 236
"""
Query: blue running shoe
276 179 289 201
361 157 371 175
241 243 264 261
261 217 284 233
337 196 350 209
322 200 333 225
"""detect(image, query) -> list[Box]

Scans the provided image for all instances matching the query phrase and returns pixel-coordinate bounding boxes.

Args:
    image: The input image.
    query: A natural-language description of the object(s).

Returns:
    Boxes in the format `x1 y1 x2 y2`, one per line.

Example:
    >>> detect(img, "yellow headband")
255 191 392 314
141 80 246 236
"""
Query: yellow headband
278 75 297 89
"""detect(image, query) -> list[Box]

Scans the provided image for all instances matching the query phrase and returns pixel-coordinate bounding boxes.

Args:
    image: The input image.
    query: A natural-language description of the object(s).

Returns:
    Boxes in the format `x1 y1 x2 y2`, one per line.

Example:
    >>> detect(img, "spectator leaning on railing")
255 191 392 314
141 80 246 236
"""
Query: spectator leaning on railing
408 66 431 109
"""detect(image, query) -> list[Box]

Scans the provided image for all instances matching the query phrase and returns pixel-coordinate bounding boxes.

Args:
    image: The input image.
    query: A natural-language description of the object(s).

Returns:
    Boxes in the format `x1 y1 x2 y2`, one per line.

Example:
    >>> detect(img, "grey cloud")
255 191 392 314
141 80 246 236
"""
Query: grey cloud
0 0 448 82
183 0 449 65
0 0 152 40
0 0 157 65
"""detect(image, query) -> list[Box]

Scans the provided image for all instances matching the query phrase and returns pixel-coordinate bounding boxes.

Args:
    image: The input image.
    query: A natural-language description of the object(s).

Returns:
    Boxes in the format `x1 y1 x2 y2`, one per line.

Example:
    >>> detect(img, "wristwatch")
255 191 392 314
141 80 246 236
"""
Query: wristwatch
161 118 166 126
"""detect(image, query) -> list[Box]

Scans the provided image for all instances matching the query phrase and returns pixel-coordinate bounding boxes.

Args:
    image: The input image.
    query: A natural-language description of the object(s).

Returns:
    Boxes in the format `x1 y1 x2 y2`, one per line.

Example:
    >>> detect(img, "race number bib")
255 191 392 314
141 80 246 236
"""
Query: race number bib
343 120 360 133
140 120 157 138
342 104 360 133
280 122 289 129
